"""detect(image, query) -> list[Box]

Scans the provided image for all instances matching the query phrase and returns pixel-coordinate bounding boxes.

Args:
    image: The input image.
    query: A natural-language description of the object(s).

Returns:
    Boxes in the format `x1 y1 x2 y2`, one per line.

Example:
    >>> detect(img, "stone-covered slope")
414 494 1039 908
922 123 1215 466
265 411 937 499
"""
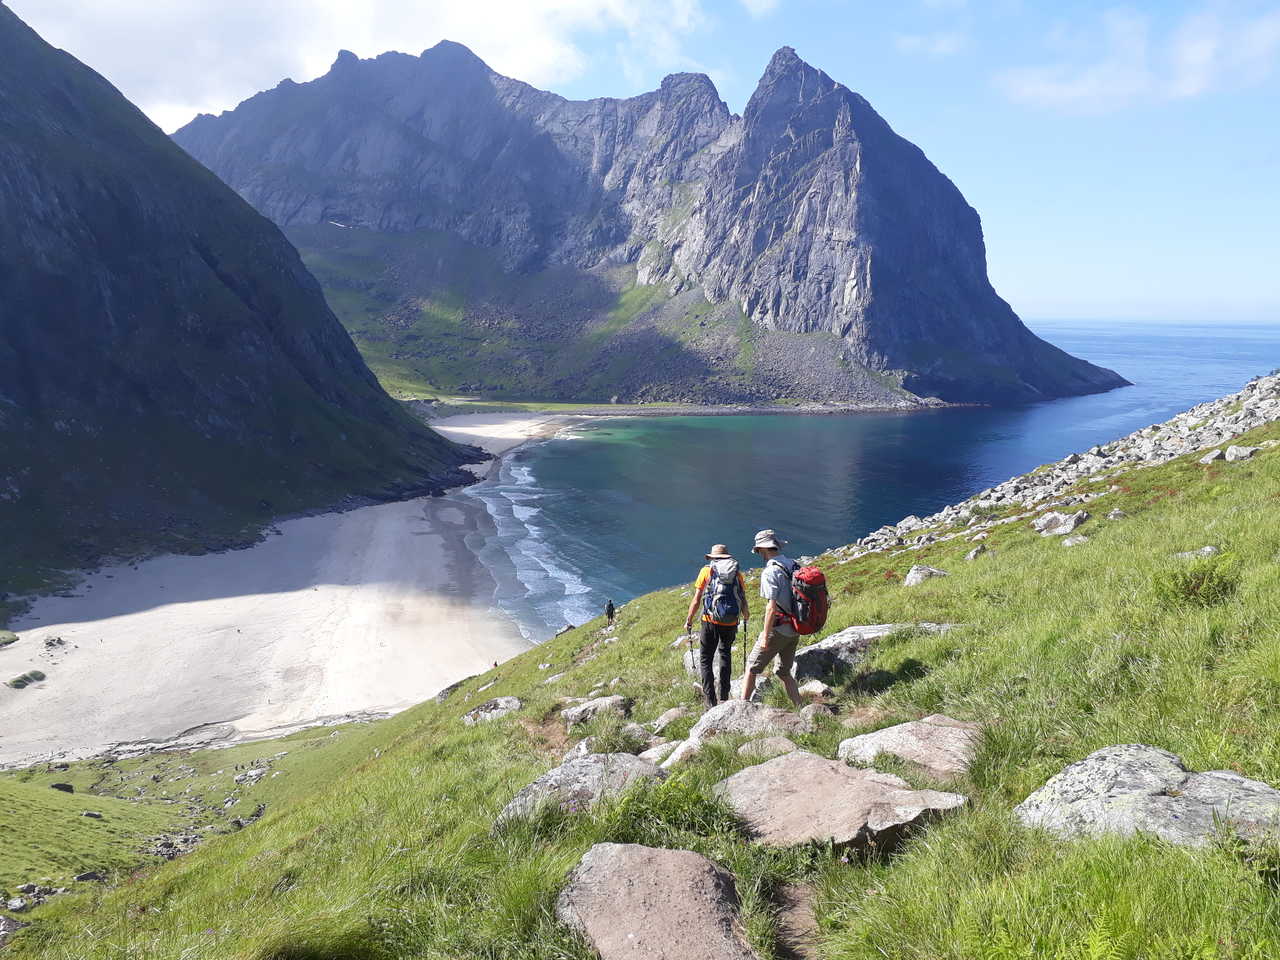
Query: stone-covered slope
0 7 477 597
173 43 1126 405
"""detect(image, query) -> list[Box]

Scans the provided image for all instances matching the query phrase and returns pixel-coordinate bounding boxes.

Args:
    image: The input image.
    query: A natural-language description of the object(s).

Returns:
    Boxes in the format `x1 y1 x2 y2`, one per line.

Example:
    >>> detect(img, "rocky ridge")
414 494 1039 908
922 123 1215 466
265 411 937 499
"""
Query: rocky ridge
173 44 1125 405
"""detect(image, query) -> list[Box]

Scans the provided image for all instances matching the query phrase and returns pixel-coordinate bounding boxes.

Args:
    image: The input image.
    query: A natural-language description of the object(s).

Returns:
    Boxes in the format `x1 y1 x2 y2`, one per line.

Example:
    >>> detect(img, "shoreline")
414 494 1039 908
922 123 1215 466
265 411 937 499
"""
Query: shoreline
0 412 571 769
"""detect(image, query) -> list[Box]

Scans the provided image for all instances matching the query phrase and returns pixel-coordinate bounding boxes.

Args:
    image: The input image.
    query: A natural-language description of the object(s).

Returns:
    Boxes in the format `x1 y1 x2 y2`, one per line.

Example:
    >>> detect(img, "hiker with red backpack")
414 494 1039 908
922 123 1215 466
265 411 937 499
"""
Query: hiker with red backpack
684 544 750 707
741 529 828 706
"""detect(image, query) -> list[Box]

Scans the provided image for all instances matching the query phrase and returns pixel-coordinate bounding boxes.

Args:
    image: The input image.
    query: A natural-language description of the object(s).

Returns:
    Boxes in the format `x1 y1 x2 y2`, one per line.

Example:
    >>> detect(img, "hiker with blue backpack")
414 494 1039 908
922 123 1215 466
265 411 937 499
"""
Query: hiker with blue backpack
684 544 750 707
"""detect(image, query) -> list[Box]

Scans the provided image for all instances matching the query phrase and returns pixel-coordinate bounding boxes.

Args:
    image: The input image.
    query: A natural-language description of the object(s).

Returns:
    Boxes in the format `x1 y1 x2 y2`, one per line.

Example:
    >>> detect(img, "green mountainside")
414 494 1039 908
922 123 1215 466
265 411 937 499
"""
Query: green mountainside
0 7 477 610
5 387 1280 958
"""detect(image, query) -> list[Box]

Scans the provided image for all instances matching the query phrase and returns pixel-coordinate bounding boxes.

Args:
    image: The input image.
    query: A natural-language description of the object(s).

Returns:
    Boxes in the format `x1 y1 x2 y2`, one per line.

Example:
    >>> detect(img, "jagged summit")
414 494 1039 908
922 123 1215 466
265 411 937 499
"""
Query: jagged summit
173 46 1128 404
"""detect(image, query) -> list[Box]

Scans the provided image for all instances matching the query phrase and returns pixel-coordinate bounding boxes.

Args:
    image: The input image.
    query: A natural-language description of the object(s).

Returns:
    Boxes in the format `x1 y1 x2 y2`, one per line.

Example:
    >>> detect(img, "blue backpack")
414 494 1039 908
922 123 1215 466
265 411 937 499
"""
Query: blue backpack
703 559 743 623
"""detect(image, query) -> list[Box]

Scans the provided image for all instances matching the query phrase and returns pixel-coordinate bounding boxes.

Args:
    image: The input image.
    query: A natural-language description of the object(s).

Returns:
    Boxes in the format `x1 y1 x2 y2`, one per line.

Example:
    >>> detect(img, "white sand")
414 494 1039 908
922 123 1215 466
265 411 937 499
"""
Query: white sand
431 412 570 478
0 412 568 767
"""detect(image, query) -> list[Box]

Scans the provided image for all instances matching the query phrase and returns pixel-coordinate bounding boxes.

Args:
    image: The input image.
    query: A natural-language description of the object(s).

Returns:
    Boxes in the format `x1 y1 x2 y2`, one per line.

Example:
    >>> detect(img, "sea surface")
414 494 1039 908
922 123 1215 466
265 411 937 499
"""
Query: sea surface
462 321 1280 641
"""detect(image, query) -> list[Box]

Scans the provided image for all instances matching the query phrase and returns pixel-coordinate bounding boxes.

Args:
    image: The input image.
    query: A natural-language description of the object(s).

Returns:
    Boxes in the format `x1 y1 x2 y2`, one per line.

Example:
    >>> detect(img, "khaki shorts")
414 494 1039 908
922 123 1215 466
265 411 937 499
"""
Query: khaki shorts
747 628 799 677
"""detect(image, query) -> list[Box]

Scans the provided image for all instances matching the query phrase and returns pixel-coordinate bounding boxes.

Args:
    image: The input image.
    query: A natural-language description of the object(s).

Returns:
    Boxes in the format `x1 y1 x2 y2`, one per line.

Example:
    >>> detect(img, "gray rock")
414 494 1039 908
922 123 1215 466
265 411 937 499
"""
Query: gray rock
1199 449 1225 464
1062 535 1089 548
687 700 813 743
1106 508 1127 520
462 696 522 726
81 810 103 819
562 695 632 730
837 714 981 779
792 623 916 682
651 706 689 735
5 899 26 913
798 680 833 698
1175 545 1220 559
964 545 988 561
498 754 666 824
799 703 834 722
556 843 758 960
50 783 73 793
563 738 600 762
638 741 681 765
738 736 799 761
1226 445 1259 462
660 740 703 768
1032 511 1089 537
74 871 105 882
1015 744 1280 847
713 750 966 848
544 672 567 685
729 675 774 703
904 565 948 587
0 915 29 942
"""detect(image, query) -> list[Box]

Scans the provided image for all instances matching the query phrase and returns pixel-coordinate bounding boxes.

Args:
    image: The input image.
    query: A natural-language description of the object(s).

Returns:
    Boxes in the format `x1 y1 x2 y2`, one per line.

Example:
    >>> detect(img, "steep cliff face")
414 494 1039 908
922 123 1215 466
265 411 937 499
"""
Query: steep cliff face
175 42 1127 405
0 6 475 596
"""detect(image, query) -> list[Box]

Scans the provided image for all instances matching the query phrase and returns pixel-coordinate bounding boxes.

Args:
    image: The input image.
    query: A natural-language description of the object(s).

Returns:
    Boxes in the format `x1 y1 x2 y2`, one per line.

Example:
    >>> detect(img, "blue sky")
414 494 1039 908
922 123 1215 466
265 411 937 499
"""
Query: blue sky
13 0 1280 323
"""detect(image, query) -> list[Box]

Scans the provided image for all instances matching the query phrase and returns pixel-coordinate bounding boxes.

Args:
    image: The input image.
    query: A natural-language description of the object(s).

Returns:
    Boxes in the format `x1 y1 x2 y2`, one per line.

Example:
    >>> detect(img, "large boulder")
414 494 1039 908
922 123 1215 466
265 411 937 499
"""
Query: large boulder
687 700 812 743
1015 744 1280 847
1226 445 1259 462
462 697 521 725
562 695 632 730
903 565 948 587
791 623 954 682
713 750 966 848
498 753 666 823
837 714 981 780
1031 510 1088 537
556 843 758 960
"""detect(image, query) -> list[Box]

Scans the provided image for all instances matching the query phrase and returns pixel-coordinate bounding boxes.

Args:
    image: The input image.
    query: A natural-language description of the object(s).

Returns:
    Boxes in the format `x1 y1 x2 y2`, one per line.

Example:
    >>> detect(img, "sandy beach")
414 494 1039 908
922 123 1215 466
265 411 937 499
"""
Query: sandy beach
0 413 566 767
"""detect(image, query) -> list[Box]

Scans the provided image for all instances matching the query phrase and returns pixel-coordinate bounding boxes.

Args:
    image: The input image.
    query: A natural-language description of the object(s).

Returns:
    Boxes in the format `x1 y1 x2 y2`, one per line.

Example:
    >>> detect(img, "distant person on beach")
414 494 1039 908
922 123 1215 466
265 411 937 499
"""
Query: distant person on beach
605 599 616 626
684 544 749 707
741 529 804 707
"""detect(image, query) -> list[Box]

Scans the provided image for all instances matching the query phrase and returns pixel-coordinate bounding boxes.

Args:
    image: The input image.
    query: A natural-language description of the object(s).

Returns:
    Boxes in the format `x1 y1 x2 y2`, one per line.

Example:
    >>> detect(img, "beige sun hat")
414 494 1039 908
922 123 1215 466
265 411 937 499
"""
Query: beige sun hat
705 544 733 559
752 529 787 552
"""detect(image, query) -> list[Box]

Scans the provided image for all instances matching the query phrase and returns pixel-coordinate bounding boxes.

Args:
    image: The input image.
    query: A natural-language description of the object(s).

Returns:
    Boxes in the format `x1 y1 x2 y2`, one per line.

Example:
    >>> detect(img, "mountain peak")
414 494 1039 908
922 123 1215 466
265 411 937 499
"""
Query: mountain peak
421 39 490 71
330 49 360 71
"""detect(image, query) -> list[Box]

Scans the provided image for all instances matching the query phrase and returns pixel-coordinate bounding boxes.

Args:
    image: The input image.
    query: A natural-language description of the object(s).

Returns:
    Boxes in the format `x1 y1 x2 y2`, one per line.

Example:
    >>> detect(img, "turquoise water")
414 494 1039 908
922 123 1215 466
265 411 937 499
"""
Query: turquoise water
463 321 1280 641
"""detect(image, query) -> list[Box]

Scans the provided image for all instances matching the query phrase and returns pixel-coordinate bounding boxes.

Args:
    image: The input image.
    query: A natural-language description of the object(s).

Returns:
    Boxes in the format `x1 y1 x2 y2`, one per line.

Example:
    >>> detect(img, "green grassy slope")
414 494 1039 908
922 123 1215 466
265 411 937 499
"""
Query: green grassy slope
6 420 1280 958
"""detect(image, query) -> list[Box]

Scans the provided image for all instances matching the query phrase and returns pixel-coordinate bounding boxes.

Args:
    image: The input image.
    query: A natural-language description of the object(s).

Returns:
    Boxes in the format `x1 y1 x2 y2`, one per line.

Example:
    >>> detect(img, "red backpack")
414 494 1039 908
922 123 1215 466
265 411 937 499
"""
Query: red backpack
770 560 829 635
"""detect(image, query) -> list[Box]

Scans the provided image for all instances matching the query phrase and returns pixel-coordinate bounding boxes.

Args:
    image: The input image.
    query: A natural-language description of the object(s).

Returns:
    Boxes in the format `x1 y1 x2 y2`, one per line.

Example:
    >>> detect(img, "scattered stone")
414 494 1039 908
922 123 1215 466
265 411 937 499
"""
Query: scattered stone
1175 545 1220 559
563 738 600 762
562 695 632 729
556 843 758 960
477 680 496 693
964 545 988 561
498 754 666 823
1062 535 1089 547
462 697 522 726
0 915 29 944
798 679 833 698
433 677 472 704
544 672 567 685
687 700 813 743
5 899 27 914
1032 510 1089 537
799 703 834 722
1226 445 1259 462
728 674 774 702
903 565 948 587
81 810 103 819
233 768 266 785
49 783 73 794
74 871 105 882
792 623 938 682
1106 508 1127 520
638 741 681 765
660 739 703 768
651 706 689 735
738 736 799 761
1199 449 1224 464
713 751 966 849
838 714 981 780
538 662 551 670
1016 744 1280 847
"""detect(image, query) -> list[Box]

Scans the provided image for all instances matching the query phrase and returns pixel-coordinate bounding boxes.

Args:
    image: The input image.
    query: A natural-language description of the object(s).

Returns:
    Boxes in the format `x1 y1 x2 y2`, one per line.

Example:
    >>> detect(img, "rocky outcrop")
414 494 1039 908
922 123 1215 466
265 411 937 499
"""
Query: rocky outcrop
1015 744 1280 847
556 843 758 960
498 754 665 823
837 715 981 780
838 373 1280 563
713 750 966 848
462 697 522 726
562 695 632 729
687 700 814 742
173 43 1125 406
0 7 475 591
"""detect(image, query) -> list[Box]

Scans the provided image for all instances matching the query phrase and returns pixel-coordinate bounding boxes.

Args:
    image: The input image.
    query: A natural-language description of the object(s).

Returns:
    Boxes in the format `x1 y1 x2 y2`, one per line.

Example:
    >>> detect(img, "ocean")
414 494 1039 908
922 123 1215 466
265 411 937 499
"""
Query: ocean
461 321 1280 641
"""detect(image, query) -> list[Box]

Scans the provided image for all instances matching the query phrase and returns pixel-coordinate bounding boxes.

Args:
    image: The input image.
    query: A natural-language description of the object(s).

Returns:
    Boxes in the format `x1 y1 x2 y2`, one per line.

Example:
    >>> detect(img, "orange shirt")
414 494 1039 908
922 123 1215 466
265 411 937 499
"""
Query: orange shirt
694 565 747 626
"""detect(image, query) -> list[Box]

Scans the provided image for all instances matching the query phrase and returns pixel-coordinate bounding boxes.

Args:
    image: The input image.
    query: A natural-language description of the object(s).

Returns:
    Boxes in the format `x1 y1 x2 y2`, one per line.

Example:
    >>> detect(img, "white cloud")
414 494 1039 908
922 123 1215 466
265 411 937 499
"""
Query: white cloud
895 30 968 56
739 0 779 17
996 4 1280 112
7 0 711 132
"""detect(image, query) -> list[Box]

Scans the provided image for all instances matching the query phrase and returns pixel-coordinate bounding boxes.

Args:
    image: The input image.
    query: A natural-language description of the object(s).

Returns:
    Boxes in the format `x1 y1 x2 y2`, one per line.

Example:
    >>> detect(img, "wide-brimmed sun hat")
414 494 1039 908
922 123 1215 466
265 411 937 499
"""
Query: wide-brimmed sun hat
705 544 733 559
752 529 787 551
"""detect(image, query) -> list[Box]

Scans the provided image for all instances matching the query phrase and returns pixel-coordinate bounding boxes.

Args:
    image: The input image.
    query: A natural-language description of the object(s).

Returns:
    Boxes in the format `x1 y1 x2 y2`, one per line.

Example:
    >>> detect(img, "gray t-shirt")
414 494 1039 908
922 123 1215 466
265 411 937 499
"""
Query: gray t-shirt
760 555 797 637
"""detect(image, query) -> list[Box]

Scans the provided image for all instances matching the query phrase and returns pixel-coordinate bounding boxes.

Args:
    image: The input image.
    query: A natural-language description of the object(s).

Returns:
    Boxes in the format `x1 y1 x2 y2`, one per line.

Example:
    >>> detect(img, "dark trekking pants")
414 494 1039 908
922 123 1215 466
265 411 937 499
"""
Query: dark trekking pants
699 621 737 705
